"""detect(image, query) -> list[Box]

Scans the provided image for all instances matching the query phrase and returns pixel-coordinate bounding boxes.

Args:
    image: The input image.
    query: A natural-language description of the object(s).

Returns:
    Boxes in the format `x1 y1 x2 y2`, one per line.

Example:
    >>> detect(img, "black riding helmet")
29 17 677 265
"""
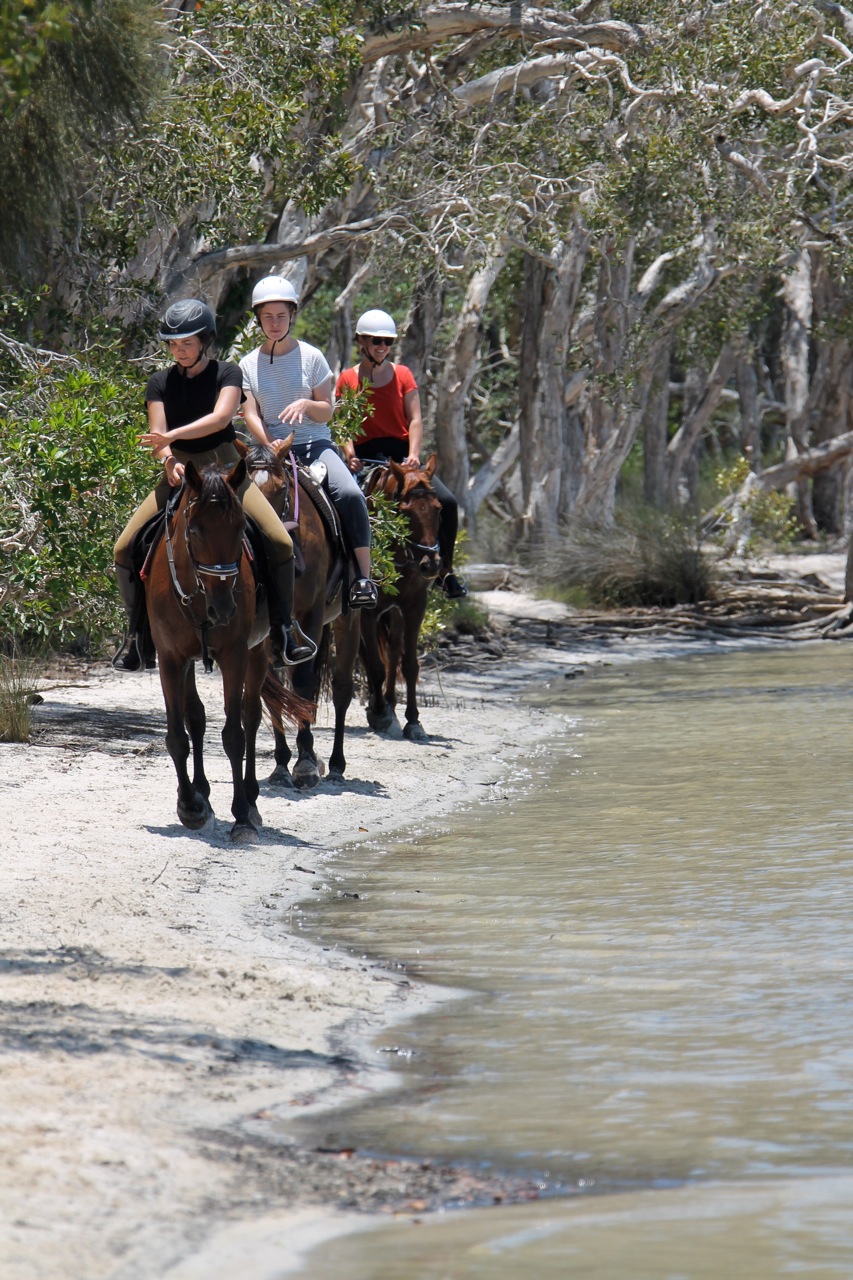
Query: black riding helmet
158 298 216 343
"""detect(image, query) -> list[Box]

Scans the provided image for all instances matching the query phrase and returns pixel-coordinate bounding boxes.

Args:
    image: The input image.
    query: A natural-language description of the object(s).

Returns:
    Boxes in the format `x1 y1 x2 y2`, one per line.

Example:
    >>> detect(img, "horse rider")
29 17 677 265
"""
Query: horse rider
112 298 317 671
239 276 378 610
337 308 468 599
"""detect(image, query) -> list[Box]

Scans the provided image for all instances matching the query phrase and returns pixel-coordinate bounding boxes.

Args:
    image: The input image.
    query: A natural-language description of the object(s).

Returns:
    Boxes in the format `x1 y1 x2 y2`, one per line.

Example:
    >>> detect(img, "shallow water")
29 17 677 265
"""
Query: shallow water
292 644 853 1277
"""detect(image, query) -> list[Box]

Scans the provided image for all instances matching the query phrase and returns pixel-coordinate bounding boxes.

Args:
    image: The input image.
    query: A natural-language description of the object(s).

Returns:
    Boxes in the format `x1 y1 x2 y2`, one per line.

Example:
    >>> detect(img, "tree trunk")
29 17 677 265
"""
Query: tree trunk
666 344 736 508
517 225 591 545
642 342 671 508
783 245 817 537
809 255 853 534
736 355 762 473
433 240 509 522
400 268 446 386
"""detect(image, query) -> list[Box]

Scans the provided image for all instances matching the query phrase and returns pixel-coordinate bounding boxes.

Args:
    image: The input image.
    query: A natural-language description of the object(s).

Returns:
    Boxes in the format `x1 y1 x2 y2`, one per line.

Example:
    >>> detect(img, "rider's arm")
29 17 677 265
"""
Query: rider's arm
240 390 272 445
144 400 184 485
278 376 334 426
141 384 242 445
403 388 423 465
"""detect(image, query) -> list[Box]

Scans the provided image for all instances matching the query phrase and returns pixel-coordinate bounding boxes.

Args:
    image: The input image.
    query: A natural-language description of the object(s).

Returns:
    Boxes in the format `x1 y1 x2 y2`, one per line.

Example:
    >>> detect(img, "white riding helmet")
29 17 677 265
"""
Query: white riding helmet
252 276 299 310
355 309 397 338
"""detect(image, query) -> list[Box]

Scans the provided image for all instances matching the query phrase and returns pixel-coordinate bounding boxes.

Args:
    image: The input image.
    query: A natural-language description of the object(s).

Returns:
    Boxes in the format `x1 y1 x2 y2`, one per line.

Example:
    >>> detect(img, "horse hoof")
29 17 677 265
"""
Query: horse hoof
292 763 321 790
326 767 345 785
267 765 294 789
366 707 395 734
177 794 212 830
403 720 427 742
230 821 259 844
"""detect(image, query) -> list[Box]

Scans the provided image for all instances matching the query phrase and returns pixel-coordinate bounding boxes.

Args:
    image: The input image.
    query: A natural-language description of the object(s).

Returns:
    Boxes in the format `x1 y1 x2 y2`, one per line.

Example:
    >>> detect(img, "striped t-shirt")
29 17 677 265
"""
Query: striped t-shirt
240 341 333 445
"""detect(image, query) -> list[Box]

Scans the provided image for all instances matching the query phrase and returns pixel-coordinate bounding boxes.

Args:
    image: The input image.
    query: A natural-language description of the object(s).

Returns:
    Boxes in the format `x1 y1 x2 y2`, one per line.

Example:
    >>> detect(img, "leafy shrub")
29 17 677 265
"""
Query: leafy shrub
536 511 717 608
0 365 153 649
714 457 799 551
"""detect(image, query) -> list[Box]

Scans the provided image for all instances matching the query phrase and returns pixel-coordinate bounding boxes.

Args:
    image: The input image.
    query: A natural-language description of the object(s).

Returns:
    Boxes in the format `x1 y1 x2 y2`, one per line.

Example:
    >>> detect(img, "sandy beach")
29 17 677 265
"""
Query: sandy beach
0 559 844 1279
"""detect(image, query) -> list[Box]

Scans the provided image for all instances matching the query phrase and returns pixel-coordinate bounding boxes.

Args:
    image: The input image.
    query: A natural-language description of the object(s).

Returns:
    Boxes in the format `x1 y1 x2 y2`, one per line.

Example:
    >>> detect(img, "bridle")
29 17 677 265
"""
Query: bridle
164 489 243 669
398 485 441 567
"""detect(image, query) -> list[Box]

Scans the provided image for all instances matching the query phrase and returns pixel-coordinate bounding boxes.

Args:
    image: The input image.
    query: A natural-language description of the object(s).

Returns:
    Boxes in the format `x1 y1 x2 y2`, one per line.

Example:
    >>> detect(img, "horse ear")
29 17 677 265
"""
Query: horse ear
227 458 247 492
185 461 203 492
233 439 248 459
273 431 295 453
389 459 407 491
423 453 438 480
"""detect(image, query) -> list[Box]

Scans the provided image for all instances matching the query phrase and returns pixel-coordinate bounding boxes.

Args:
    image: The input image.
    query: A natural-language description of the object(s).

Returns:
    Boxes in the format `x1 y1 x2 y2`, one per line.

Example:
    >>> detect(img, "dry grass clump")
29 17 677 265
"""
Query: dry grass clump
534 512 718 609
0 648 44 743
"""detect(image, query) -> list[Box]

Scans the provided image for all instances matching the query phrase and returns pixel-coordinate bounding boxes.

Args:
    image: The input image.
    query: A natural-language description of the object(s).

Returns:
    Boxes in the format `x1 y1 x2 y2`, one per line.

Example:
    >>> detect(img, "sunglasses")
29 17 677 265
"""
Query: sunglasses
366 336 394 346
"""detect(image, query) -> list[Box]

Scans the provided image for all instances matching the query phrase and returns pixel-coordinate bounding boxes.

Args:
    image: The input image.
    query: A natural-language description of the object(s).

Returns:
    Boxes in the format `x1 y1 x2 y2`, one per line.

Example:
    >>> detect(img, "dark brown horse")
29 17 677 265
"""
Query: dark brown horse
143 454 311 840
355 457 442 741
246 438 360 788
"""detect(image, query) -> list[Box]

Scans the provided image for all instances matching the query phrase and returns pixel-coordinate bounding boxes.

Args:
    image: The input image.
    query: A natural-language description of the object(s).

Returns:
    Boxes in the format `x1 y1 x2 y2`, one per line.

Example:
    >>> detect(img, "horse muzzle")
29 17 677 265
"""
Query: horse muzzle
418 552 441 579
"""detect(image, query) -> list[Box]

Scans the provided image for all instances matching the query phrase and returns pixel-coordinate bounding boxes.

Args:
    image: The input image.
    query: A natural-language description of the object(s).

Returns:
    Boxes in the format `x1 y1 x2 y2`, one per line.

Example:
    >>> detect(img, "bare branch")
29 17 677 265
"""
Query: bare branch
361 5 645 64
168 215 409 292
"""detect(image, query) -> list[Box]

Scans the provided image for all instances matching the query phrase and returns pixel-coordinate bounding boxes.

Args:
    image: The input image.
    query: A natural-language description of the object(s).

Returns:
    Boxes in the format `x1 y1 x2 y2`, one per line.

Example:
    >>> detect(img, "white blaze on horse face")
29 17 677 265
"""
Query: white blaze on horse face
253 469 270 488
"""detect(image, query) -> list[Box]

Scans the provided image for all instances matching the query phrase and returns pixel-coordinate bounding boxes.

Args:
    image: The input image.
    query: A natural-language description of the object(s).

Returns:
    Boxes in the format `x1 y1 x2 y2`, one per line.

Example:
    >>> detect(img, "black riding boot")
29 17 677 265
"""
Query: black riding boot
269 560 317 667
112 565 145 672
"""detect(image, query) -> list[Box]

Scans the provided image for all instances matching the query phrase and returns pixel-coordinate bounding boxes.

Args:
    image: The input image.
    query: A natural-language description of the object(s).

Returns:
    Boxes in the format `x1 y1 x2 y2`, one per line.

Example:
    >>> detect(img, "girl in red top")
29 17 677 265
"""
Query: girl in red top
337 309 467 598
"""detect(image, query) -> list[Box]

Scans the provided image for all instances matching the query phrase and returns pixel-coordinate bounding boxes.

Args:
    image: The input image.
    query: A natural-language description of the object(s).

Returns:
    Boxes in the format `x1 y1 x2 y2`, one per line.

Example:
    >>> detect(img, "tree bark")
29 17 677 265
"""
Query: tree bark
642 342 671 508
399 268 447 389
432 239 509 522
782 245 817 537
517 224 591 545
666 343 736 507
736 355 762 473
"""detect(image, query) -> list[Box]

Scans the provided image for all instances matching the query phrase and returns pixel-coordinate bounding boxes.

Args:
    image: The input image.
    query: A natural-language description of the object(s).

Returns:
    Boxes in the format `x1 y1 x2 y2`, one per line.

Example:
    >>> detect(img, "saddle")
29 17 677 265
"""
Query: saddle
286 459 351 608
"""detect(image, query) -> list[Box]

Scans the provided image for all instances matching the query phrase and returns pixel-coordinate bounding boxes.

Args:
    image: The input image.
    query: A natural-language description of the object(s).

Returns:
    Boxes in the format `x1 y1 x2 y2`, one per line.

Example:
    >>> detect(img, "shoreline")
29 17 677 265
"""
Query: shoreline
1 565 844 1279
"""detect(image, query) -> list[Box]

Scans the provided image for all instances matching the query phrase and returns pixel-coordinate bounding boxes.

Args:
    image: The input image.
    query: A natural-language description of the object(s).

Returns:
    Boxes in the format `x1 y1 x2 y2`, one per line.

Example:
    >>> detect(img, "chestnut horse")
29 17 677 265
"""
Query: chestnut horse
143 455 311 840
246 438 360 788
350 457 442 741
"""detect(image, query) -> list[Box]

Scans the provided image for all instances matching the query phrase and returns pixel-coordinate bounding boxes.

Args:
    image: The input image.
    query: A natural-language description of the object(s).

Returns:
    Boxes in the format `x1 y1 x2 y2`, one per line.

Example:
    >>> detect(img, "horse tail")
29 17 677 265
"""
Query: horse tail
312 624 334 703
375 615 391 674
261 668 316 729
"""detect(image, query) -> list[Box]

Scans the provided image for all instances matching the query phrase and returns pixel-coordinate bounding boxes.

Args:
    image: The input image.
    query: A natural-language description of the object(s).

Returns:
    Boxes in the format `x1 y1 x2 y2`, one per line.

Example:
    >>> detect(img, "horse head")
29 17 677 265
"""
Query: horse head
246 434 294 518
181 458 247 625
388 456 442 579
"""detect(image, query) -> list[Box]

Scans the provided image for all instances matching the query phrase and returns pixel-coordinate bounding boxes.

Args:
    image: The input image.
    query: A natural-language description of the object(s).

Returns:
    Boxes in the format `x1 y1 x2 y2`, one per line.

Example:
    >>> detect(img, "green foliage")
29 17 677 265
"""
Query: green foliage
0 1 161 278
0 362 152 648
331 381 371 449
714 457 799 551
0 0 84 112
365 488 409 595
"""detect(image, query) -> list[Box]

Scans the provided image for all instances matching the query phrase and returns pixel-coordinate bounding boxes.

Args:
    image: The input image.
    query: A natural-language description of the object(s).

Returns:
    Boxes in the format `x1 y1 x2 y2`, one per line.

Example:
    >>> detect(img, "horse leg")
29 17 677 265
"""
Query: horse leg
220 656 257 844
160 657 212 830
268 724 294 788
361 611 396 734
291 615 326 790
242 644 267 826
401 593 429 741
327 614 359 781
183 663 211 800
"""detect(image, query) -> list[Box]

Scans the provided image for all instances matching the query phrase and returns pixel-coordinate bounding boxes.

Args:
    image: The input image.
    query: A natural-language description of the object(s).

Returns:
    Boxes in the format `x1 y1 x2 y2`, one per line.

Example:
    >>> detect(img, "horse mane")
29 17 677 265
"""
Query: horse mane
245 442 281 473
399 468 435 497
195 465 245 527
